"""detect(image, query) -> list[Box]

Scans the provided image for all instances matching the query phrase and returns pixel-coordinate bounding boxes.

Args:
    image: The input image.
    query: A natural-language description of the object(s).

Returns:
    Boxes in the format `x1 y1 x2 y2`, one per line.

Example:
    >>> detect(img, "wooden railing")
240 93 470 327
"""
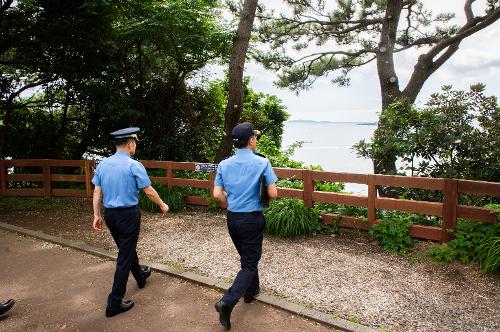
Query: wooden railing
1 159 499 243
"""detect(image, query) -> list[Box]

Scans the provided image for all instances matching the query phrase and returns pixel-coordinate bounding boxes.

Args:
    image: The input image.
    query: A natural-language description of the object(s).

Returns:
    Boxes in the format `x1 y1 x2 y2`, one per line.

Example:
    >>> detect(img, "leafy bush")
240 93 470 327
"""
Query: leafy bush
447 220 500 263
264 199 320 237
139 182 186 213
369 216 413 255
314 203 368 218
428 245 454 263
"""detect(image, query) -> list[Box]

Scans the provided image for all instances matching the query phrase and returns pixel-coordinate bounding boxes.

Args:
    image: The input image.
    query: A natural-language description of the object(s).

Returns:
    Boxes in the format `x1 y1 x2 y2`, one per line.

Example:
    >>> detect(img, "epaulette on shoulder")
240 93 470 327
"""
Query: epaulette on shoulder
254 152 267 159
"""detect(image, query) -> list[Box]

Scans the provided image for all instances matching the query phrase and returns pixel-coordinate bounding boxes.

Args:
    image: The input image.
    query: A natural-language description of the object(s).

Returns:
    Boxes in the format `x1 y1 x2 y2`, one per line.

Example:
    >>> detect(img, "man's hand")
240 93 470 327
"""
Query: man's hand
93 216 103 231
160 203 169 214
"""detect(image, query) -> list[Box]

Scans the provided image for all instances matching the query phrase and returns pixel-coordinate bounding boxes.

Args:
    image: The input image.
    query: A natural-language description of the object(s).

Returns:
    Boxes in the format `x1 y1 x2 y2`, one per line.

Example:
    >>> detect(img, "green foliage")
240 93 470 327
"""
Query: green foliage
369 216 414 255
355 85 499 204
448 221 500 263
427 219 500 268
314 203 368 218
476 236 500 274
264 199 321 237
207 197 221 212
428 246 455 263
138 182 186 213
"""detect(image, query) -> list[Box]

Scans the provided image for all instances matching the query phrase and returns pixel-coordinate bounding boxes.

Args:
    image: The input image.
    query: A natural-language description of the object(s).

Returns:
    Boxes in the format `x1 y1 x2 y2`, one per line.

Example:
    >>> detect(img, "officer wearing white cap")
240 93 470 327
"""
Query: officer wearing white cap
92 127 169 317
213 122 278 330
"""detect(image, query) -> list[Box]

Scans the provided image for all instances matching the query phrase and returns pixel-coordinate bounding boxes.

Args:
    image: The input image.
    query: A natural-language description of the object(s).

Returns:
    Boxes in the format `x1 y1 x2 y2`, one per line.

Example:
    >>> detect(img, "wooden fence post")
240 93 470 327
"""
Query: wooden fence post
84 160 93 198
367 174 377 226
442 178 458 242
43 160 51 198
209 171 215 198
0 160 6 197
303 169 313 208
166 161 173 189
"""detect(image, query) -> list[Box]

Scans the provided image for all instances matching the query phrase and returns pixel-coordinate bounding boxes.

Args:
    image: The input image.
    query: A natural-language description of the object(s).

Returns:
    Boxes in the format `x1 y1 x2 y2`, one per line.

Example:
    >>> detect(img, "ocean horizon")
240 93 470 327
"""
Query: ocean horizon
282 121 377 194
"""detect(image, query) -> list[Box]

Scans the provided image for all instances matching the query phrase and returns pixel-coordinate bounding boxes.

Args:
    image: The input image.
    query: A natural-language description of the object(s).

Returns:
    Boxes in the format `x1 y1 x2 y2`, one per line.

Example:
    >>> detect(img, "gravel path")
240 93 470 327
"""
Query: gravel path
1 201 499 332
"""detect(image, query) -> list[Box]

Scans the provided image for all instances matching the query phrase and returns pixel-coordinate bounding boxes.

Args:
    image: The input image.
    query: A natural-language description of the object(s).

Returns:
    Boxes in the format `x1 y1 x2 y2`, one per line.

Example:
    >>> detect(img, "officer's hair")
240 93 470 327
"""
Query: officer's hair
115 138 134 147
233 137 251 149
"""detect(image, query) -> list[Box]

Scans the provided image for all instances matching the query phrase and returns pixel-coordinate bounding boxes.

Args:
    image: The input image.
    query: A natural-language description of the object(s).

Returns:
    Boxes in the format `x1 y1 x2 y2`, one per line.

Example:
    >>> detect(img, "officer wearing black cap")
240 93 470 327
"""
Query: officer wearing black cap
213 122 278 330
92 127 170 317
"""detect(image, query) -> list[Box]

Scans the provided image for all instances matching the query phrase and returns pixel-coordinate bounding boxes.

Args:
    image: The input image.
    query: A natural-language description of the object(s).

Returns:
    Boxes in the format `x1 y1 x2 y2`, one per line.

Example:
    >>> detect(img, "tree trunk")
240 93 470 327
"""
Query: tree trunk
214 0 258 163
372 0 404 178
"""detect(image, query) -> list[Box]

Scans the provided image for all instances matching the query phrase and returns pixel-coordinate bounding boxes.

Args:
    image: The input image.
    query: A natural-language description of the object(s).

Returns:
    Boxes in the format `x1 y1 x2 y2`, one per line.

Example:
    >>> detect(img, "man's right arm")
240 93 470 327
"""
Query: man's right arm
92 186 103 231
142 186 169 214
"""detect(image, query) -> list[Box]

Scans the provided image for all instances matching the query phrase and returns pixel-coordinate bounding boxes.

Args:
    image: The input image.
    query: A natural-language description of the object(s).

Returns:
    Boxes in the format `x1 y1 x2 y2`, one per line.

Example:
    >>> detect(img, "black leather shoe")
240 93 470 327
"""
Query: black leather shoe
105 300 134 317
0 299 15 316
214 300 232 330
244 289 260 303
137 266 152 289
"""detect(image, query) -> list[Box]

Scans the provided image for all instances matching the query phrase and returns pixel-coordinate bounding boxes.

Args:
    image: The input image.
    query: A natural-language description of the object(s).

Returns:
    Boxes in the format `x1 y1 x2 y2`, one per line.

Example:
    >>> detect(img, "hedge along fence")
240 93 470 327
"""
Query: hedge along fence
1 159 499 243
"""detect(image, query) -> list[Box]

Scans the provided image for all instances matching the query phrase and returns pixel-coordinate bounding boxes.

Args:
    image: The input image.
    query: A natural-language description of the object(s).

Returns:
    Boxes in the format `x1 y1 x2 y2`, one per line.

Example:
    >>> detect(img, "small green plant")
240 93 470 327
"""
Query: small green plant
369 216 413 255
264 198 320 237
346 314 361 324
139 182 186 213
428 245 455 263
207 197 220 212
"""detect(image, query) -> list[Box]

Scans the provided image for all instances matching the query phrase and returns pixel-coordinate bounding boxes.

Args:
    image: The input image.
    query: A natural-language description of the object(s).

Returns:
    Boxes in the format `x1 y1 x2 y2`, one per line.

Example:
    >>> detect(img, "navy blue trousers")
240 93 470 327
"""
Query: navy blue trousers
222 211 265 307
104 206 146 308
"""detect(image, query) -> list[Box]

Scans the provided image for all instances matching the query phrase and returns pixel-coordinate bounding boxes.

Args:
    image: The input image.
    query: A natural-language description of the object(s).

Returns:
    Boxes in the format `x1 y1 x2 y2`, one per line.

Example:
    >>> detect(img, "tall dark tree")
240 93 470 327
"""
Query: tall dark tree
257 0 500 177
215 0 259 162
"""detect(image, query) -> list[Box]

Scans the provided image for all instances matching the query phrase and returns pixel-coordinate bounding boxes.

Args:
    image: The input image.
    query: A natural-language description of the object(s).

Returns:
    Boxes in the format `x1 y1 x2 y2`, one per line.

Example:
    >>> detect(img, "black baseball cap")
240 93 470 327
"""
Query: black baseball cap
232 122 261 147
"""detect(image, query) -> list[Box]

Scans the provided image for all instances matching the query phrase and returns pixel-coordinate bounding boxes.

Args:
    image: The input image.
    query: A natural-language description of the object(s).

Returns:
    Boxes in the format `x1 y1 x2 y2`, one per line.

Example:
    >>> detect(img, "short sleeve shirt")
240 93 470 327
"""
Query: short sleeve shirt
92 151 151 208
215 149 278 212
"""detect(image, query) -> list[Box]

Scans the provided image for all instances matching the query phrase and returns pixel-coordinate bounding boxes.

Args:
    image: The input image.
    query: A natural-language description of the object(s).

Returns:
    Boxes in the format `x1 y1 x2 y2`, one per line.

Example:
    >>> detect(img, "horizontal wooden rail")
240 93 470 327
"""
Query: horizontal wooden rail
457 205 497 223
1 159 499 243
311 171 368 184
274 168 303 179
458 180 500 196
376 197 443 216
51 174 86 182
170 178 210 189
312 192 368 207
6 174 44 181
276 188 303 199
5 188 44 197
375 175 445 191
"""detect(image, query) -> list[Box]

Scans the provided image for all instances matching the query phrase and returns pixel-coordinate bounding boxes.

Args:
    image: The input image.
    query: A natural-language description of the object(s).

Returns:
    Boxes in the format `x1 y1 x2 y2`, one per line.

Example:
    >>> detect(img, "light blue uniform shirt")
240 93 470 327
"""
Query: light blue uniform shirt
215 149 278 213
92 151 151 208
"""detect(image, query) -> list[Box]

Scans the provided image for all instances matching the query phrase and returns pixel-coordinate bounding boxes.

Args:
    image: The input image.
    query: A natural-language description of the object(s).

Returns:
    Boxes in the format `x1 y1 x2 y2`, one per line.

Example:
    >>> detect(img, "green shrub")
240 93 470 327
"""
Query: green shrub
447 221 500 263
139 183 186 213
369 216 413 255
207 197 221 212
264 199 320 237
476 236 500 274
428 245 455 263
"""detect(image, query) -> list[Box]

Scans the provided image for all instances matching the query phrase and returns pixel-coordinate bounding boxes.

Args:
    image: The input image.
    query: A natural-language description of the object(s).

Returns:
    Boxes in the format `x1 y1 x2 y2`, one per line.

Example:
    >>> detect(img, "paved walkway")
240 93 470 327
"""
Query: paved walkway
0 230 332 331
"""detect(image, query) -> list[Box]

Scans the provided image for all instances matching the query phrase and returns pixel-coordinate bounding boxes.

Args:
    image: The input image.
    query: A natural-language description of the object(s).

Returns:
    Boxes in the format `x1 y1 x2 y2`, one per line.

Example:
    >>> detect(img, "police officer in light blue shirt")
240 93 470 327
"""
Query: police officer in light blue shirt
213 122 278 330
92 127 169 318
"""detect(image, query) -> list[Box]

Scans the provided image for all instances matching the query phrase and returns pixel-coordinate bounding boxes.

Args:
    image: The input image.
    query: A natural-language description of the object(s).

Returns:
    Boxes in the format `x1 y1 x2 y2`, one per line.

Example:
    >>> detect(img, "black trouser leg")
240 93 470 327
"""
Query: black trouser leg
222 212 265 307
104 207 144 308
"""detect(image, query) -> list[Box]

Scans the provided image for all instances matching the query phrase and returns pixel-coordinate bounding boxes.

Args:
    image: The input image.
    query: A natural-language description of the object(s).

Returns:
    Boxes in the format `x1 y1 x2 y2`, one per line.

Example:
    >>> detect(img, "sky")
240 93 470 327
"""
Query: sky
210 0 500 122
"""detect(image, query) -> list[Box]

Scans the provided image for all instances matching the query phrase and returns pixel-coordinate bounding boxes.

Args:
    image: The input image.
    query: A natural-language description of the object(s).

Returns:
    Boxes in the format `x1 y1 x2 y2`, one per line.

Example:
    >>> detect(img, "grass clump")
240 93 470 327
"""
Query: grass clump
139 182 186 213
264 198 320 237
